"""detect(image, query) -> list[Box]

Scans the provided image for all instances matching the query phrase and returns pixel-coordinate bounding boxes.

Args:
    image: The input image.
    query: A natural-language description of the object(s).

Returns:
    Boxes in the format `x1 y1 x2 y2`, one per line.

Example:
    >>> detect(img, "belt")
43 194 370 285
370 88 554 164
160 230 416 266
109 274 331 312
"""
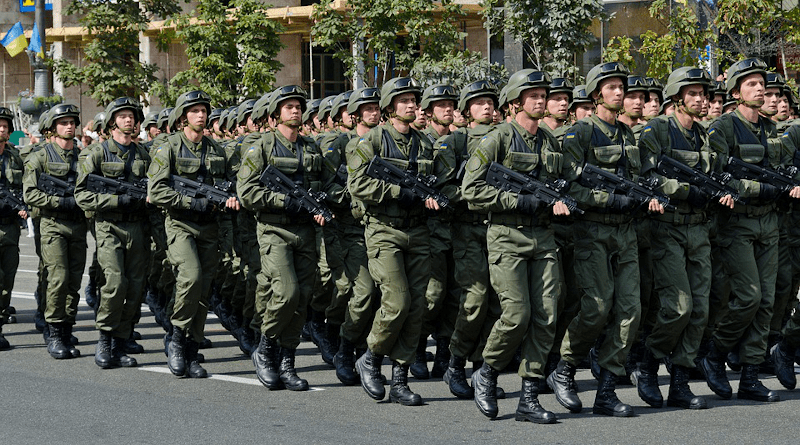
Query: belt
487 212 539 227
579 211 633 225
40 209 85 221
729 202 775 217
365 214 425 229
256 211 313 226
652 210 708 225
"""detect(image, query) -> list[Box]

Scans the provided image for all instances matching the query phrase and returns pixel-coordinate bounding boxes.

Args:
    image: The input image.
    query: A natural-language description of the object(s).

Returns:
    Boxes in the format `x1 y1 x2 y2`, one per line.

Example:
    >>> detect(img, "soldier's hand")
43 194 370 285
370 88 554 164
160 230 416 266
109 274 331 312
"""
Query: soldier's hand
719 194 735 209
790 186 800 199
59 196 77 211
552 200 570 216
647 198 664 214
226 196 240 211
18 210 27 219
424 197 440 211
314 214 326 226
190 197 209 213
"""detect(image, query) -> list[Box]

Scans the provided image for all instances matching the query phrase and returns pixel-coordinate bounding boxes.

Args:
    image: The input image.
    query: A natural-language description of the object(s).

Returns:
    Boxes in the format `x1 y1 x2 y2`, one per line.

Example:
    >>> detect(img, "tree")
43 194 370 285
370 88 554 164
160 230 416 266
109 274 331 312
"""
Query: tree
50 0 181 106
409 51 508 89
481 0 604 78
152 0 285 108
311 0 466 86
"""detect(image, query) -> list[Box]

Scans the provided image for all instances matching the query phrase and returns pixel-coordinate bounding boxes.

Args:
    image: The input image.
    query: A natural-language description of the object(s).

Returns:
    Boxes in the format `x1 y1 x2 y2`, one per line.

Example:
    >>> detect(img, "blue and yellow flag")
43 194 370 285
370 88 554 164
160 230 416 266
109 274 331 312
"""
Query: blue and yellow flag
1 22 27 57
28 22 44 58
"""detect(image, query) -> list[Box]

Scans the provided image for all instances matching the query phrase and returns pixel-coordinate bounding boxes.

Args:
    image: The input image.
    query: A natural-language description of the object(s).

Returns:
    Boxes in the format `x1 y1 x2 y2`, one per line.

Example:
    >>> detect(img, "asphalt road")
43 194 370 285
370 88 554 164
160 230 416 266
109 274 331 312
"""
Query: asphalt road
2 227 799 445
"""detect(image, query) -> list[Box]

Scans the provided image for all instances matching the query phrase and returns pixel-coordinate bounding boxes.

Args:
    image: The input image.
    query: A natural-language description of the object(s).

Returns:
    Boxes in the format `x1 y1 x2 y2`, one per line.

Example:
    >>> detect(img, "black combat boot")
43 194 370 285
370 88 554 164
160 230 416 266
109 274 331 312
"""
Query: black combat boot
325 323 341 362
589 347 601 381
62 324 80 358
167 327 187 376
699 341 732 399
124 333 144 354
94 331 117 369
472 360 505 397
633 348 663 407
253 335 282 390
444 355 472 399
309 310 334 365
111 337 137 368
593 368 635 417
85 278 98 311
770 340 797 390
185 339 207 378
667 365 707 409
547 359 582 413
738 364 779 402
47 324 71 359
431 336 450 379
0 320 9 350
539 353 559 394
472 362 499 419
515 378 557 424
279 348 309 391
410 338 430 380
355 349 386 400
389 362 423 406
233 325 256 356
33 307 46 333
334 338 359 386
216 300 234 332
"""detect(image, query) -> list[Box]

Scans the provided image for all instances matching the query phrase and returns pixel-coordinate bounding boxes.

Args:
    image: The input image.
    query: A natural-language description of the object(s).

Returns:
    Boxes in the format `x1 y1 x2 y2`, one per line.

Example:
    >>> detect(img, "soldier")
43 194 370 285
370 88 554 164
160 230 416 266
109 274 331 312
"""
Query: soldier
143 112 161 144
541 77 574 140
347 77 443 406
618 75 649 139
462 70 569 423
148 90 239 378
569 85 594 124
237 85 327 392
706 81 727 122
0 107 27 349
206 108 223 140
75 97 151 369
302 98 322 137
643 78 663 121
700 58 799 403
548 61 664 418
636 67 735 410
23 103 87 360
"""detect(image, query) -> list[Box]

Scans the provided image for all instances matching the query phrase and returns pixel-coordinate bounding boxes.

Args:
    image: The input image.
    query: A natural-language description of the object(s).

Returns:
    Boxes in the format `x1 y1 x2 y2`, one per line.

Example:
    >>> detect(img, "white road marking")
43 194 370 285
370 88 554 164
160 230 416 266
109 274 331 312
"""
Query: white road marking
16 269 90 278
139 366 324 390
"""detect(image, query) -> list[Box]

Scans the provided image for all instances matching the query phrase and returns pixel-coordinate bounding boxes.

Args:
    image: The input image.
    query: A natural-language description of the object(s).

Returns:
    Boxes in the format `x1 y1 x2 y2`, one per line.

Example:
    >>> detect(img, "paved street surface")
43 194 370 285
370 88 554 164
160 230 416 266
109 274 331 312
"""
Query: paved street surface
2 228 799 444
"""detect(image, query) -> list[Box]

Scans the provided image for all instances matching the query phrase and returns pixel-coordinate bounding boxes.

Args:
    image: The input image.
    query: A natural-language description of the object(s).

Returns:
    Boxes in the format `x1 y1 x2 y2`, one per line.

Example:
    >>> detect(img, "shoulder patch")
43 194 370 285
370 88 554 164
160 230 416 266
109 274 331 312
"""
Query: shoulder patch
643 126 652 133
708 128 716 136
565 133 576 139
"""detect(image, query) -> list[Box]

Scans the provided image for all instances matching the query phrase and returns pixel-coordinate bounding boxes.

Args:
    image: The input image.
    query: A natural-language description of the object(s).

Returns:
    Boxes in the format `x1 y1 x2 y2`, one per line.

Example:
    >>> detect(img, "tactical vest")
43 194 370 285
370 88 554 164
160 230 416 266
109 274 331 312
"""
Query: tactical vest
265 132 322 193
502 123 544 179
378 127 433 176
43 143 78 189
730 114 770 168
169 133 226 185
666 117 710 171
582 119 641 178
99 141 146 182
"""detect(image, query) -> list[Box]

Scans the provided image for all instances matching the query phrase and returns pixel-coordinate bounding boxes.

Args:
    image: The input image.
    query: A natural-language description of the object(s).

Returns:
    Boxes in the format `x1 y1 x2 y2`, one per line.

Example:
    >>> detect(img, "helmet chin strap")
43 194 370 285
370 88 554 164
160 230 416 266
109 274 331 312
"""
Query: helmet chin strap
431 114 453 126
393 113 415 124
597 98 623 112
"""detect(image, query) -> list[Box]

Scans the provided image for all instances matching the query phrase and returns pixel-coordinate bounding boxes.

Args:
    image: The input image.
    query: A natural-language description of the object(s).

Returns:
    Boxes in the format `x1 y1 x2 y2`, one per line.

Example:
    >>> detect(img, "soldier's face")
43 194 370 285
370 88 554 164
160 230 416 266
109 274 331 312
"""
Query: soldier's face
247 115 259 132
341 111 353 128
392 93 418 121
413 107 427 128
114 110 135 135
680 85 706 115
55 117 76 139
734 73 765 106
0 120 8 143
469 97 495 124
279 99 303 127
623 91 645 118
598 78 625 108
777 96 790 118
546 92 569 119
359 103 381 126
518 87 547 118
430 100 455 125
574 104 594 120
185 104 208 131
708 95 724 117
762 87 781 114
644 93 660 117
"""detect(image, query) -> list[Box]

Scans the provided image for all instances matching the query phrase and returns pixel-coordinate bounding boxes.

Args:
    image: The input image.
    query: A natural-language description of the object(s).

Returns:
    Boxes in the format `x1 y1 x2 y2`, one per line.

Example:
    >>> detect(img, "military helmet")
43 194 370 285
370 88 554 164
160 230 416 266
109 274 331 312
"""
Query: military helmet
503 70 550 107
0 107 14 133
207 108 223 126
711 80 726 98
765 72 786 93
317 95 337 123
458 79 500 113
303 98 322 123
143 111 160 130
331 90 354 121
569 85 592 110
157 108 173 131
237 99 258 126
102 97 142 130
585 62 629 96
167 108 180 132
379 77 421 111
267 85 308 117
646 77 664 103
420 84 458 111
725 58 768 94
498 84 510 109
173 90 212 122
549 77 574 98
723 93 737 110
660 98 673 114
663 67 711 100
251 92 274 124
40 103 80 132
225 108 239 132
90 111 105 133
626 75 649 94
347 87 381 115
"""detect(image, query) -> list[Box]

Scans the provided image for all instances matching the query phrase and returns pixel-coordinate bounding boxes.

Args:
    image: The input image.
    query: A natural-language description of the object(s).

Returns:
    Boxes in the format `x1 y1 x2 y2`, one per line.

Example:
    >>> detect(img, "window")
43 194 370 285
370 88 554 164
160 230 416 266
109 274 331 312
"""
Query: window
303 43 350 99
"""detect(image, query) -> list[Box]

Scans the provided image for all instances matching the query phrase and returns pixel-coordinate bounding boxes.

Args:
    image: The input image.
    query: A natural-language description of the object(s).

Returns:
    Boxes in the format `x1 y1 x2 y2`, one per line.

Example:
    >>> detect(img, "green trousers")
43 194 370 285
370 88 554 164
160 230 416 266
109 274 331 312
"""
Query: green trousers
310 227 335 314
0 219 20 315
560 219 641 377
336 221 378 347
420 217 459 342
40 216 88 325
771 210 800 337
365 221 430 364
94 218 148 339
646 219 711 368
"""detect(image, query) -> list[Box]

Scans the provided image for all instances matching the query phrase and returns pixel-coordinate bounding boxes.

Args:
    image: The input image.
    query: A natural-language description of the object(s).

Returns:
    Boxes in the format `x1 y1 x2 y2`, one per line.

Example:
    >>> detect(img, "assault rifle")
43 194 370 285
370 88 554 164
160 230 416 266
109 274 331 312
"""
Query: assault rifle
657 156 744 204
365 155 449 208
87 174 147 201
581 163 675 211
0 185 27 212
727 156 799 194
259 164 335 224
170 175 236 207
37 173 75 197
485 162 583 215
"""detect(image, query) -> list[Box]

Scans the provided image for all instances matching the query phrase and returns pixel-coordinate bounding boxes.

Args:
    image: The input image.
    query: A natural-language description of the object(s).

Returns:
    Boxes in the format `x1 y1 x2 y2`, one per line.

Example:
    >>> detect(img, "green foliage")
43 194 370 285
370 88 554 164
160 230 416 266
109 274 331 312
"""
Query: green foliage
311 0 466 86
602 36 637 73
409 51 508 89
481 0 604 78
50 0 180 106
153 0 285 108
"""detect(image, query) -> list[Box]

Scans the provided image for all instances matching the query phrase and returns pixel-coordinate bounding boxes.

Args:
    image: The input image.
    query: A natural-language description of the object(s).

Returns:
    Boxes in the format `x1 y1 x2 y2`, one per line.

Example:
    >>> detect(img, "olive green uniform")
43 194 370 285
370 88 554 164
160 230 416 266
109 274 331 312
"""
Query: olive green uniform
147 132 229 344
773 124 800 342
0 144 24 320
638 115 714 368
706 109 782 365
558 115 642 377
75 140 151 340
346 123 439 363
23 142 88 326
237 130 325 350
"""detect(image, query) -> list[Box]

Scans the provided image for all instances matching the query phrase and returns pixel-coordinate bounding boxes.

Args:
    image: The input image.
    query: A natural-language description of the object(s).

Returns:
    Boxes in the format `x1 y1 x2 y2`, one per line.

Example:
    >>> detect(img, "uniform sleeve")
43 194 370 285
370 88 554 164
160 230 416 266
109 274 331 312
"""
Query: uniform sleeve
434 134 460 203
147 143 192 211
75 146 121 212
22 151 59 210
236 134 286 212
461 132 517 213
561 122 611 209
708 118 760 199
346 129 403 205
638 121 691 200
321 135 348 206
